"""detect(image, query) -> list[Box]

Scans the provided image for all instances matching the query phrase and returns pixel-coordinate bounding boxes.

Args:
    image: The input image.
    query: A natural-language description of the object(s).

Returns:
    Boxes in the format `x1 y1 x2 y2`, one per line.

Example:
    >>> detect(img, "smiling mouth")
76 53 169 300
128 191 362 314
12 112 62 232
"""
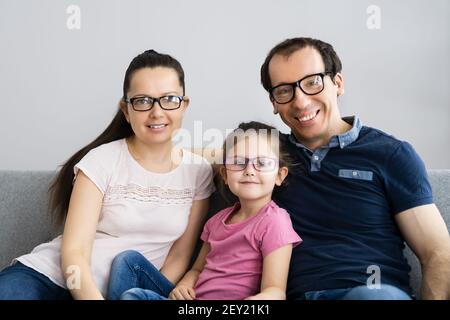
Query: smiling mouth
147 124 168 129
295 110 320 122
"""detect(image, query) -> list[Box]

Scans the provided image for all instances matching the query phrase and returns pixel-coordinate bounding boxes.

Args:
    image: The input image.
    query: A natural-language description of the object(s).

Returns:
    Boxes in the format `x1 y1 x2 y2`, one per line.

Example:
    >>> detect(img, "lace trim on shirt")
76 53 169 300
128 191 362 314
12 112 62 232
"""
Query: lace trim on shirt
105 184 194 205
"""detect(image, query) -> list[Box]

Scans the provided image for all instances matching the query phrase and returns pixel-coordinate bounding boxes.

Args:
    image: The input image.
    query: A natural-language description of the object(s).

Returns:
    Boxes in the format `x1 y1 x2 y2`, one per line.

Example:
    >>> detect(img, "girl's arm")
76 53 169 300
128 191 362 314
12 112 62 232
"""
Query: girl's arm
169 242 211 300
60 171 104 300
246 244 293 300
159 198 209 284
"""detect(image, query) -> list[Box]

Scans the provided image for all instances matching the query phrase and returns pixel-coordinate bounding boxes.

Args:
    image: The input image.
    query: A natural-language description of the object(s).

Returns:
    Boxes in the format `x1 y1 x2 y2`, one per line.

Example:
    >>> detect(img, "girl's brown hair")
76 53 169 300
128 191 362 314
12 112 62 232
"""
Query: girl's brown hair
217 121 295 205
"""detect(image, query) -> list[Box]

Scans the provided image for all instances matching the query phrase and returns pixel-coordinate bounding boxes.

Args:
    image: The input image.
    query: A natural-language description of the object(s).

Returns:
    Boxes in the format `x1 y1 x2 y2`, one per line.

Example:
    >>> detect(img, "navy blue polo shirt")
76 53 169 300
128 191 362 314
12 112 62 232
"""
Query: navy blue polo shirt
275 116 433 299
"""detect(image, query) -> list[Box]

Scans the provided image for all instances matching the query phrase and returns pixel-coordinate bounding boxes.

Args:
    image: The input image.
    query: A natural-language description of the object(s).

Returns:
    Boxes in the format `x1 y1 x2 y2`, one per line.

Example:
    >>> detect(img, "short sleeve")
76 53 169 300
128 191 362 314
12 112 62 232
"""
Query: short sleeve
193 159 216 200
73 146 112 195
258 211 302 257
200 216 213 242
384 141 433 214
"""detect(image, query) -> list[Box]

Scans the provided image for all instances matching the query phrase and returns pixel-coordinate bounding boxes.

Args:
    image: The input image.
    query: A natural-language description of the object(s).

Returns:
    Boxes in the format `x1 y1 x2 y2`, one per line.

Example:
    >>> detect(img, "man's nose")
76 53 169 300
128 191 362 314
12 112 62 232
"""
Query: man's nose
291 86 310 109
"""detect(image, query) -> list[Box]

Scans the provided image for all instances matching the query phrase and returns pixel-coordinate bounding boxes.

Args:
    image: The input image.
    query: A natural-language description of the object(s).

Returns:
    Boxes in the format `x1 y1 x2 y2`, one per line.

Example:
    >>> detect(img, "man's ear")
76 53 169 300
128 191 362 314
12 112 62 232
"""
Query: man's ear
334 72 345 97
219 166 228 185
119 100 130 123
270 96 278 114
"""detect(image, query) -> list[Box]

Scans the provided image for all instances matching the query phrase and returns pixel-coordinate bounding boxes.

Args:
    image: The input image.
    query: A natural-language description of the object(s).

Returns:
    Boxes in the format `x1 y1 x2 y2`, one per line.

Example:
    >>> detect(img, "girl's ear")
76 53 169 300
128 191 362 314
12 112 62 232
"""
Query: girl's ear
275 166 289 186
119 100 130 123
219 165 228 185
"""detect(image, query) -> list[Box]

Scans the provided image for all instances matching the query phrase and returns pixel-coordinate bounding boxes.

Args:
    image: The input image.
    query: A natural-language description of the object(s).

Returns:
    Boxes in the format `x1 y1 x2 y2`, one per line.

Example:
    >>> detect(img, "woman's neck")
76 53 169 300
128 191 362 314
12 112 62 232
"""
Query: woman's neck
126 136 181 173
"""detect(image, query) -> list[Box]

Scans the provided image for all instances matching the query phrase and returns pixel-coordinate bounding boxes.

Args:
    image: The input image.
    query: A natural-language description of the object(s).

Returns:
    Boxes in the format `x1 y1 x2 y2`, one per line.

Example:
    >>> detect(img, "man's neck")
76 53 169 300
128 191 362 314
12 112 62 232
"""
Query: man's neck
296 118 353 151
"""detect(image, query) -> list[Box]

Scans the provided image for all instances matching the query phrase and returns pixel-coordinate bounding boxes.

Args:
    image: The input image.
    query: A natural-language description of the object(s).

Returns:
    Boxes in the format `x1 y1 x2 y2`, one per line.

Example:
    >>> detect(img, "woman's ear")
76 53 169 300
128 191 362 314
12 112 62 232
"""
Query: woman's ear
275 166 289 186
182 96 190 110
119 100 130 123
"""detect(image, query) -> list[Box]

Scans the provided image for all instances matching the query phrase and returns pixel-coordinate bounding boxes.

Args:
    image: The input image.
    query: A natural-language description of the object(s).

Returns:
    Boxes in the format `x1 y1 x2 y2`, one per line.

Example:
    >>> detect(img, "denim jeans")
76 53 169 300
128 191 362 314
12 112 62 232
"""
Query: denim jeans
302 284 412 300
107 250 175 300
0 262 72 300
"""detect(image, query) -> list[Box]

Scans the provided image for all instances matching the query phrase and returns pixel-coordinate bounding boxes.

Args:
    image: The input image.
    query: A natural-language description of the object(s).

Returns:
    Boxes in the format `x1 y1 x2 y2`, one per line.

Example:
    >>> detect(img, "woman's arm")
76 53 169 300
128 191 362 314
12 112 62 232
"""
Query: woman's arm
246 244 293 300
159 198 209 284
60 171 104 300
169 242 211 300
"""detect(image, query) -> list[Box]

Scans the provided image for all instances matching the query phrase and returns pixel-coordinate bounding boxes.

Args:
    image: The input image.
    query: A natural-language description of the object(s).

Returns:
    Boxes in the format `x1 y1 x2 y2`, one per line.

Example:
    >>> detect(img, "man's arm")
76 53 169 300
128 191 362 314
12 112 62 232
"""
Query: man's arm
395 204 450 299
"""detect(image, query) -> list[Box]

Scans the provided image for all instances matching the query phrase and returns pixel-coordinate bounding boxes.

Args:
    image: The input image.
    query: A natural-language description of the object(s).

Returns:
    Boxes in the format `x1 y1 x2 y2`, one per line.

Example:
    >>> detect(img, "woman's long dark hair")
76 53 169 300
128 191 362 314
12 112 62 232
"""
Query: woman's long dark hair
48 50 185 226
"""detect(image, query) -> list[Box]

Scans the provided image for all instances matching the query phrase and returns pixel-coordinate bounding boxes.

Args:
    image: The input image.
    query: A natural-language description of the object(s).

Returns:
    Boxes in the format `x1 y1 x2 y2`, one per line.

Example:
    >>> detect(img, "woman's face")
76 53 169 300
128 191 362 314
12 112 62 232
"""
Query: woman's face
121 67 188 146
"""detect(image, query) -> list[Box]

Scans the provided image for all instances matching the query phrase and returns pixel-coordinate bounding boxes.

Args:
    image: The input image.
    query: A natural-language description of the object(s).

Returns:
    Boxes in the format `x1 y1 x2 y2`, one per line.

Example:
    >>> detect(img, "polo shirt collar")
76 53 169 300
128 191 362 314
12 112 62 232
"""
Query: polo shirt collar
288 116 362 150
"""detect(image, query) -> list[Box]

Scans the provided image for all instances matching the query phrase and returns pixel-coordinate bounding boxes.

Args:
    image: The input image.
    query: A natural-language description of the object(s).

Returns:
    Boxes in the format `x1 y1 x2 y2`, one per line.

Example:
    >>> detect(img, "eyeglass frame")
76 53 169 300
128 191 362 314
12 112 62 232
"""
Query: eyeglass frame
125 95 186 112
224 156 279 172
269 71 334 104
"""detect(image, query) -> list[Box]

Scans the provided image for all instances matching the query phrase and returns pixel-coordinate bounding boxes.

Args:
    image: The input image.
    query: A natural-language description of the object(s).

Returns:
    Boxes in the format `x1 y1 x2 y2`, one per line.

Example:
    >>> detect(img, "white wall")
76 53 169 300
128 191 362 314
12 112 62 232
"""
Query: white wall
0 0 448 170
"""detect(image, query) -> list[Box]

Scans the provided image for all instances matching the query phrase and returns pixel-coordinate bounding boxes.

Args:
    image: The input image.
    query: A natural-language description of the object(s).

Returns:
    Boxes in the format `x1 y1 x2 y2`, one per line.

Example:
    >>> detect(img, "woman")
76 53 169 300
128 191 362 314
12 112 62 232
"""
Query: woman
0 50 215 300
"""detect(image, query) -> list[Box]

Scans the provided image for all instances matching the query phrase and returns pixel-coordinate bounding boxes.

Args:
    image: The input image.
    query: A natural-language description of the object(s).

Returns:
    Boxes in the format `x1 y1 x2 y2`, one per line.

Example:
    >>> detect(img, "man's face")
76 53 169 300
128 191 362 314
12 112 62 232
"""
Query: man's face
268 47 344 149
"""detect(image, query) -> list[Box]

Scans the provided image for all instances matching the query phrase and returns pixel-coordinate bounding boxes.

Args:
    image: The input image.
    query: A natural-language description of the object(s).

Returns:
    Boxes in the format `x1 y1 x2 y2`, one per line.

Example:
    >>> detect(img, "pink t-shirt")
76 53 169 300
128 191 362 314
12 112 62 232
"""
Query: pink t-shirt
194 201 302 300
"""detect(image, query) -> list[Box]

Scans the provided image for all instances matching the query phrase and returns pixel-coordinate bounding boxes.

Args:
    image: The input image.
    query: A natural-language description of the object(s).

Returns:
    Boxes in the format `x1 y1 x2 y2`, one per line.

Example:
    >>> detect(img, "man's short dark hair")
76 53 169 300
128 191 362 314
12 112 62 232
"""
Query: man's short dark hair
260 37 342 92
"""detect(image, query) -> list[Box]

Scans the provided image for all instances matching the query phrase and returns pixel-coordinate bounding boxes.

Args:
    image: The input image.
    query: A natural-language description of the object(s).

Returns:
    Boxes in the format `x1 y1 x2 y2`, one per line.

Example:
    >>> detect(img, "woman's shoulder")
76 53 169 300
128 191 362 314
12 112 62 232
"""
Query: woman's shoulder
84 139 125 160
179 149 214 173
76 139 125 174
182 149 212 165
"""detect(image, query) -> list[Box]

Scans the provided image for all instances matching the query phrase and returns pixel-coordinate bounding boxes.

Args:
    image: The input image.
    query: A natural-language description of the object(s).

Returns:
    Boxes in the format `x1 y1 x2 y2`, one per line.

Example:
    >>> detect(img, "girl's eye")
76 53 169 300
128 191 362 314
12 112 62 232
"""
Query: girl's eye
257 158 273 167
234 157 247 165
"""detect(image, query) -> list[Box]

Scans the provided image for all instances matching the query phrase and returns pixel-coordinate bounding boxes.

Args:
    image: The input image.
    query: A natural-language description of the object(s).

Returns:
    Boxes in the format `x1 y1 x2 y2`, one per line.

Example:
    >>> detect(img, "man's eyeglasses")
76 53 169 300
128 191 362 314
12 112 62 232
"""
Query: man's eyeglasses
225 156 278 172
269 72 333 104
125 95 185 111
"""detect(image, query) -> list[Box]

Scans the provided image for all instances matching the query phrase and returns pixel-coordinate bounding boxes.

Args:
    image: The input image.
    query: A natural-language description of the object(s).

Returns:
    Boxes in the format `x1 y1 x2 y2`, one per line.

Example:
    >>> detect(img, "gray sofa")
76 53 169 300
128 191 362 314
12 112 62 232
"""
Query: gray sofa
1 170 449 299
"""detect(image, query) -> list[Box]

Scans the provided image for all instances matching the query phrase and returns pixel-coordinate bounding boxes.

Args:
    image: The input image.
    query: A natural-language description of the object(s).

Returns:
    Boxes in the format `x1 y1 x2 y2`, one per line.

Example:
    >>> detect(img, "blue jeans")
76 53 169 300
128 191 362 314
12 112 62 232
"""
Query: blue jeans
0 262 72 300
107 250 175 300
302 284 412 300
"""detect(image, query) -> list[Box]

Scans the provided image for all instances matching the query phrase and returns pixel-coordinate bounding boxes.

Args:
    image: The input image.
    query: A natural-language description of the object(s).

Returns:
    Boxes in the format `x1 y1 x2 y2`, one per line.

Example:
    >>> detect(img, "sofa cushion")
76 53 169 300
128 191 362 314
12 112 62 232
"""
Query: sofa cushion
0 171 60 269
0 169 449 299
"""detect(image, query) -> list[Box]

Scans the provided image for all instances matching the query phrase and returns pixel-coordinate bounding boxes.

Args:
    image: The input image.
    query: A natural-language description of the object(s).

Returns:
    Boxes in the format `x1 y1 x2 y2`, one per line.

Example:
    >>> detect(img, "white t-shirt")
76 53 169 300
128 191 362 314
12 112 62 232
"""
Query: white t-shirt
17 138 215 296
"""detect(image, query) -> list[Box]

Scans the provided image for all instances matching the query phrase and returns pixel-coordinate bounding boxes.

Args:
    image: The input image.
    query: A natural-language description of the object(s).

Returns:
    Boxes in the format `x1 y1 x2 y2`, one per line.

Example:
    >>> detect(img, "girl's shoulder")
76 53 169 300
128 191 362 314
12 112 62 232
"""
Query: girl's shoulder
206 204 237 225
256 201 293 227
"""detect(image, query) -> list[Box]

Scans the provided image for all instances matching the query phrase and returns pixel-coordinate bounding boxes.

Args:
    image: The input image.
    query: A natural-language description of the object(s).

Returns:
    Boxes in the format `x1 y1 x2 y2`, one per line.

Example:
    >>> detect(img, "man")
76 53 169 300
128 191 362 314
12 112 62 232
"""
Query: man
260 37 450 300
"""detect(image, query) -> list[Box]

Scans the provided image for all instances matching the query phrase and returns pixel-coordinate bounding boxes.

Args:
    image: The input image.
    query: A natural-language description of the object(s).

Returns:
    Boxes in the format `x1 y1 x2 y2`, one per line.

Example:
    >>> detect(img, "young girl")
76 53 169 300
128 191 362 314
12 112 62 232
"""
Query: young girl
108 121 302 300
0 50 215 300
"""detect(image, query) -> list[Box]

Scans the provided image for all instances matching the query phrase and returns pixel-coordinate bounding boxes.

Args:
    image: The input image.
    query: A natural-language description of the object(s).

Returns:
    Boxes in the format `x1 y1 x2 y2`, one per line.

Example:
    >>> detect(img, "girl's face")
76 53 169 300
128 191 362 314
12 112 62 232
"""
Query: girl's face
221 134 288 202
121 67 189 146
